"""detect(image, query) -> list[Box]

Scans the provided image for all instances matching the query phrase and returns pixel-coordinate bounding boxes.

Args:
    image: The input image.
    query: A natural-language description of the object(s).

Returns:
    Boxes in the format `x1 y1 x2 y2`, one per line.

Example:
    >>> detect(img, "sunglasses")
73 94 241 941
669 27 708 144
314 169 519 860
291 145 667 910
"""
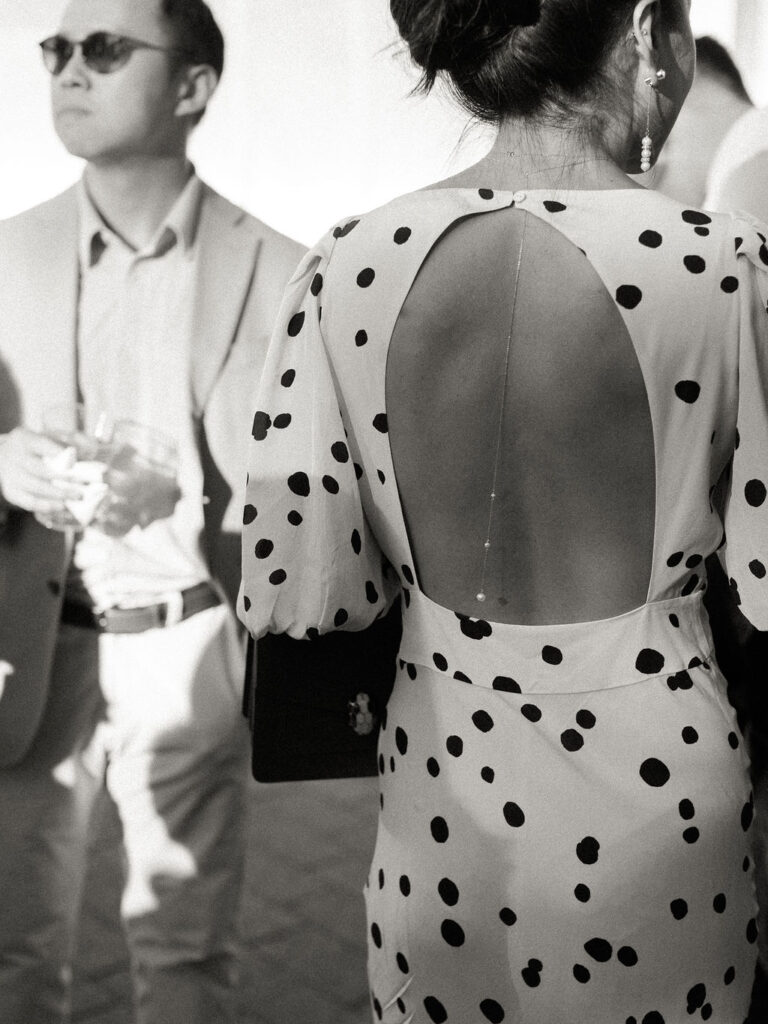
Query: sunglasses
39 31 187 76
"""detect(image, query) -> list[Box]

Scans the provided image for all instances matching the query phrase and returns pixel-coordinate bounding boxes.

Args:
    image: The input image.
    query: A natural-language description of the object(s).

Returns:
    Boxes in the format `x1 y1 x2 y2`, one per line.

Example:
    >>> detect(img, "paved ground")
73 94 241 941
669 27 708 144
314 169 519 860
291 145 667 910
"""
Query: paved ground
72 777 379 1024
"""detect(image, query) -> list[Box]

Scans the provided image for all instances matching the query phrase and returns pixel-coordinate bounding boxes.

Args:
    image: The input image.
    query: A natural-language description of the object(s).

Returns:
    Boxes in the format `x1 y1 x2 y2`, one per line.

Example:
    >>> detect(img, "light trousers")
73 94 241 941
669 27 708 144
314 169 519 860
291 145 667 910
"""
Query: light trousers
0 602 250 1024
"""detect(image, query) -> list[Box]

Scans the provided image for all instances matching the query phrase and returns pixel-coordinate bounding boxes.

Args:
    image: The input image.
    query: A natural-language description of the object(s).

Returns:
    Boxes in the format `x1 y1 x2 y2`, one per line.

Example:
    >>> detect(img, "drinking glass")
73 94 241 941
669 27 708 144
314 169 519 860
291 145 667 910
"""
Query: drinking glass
37 403 113 531
99 420 180 536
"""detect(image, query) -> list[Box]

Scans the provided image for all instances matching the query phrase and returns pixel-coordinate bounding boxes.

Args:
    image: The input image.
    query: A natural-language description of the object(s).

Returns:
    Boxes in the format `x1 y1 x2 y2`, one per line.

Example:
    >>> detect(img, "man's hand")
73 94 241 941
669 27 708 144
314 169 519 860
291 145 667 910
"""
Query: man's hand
0 428 85 518
95 461 181 538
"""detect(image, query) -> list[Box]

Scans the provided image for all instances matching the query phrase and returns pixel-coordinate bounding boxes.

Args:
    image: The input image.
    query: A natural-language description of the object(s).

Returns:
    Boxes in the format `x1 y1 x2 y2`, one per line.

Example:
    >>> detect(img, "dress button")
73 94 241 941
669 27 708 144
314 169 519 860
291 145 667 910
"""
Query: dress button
513 191 527 203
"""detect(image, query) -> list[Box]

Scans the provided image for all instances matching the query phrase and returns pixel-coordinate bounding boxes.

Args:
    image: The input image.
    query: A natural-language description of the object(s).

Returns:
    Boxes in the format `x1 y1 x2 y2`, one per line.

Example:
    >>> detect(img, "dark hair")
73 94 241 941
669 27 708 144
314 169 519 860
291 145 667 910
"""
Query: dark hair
390 0 638 122
695 36 751 104
160 0 225 79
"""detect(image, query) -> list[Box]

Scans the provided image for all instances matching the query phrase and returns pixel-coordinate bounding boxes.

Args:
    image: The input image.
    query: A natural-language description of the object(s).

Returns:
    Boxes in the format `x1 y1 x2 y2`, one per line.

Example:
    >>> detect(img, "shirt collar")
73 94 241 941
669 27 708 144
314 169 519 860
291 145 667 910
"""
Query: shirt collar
77 169 203 268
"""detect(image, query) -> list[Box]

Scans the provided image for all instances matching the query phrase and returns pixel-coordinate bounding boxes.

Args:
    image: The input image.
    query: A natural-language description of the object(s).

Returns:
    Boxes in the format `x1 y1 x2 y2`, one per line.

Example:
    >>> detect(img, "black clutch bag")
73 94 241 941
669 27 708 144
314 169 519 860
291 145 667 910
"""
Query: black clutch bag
244 600 402 782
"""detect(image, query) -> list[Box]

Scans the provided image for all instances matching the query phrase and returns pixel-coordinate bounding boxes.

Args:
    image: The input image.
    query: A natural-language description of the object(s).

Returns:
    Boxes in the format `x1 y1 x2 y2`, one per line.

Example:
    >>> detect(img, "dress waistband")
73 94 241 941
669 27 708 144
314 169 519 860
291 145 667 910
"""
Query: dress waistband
398 591 715 695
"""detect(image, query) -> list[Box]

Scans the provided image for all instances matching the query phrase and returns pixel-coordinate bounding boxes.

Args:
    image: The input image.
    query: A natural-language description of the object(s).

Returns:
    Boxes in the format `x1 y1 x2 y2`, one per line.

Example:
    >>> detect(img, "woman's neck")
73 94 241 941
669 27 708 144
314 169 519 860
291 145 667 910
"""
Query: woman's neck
437 118 640 193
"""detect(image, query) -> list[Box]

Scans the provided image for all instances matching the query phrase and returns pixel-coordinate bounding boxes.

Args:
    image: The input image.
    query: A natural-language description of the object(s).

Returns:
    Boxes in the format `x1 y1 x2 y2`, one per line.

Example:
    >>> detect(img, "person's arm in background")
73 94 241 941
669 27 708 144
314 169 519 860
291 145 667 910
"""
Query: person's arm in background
716 151 768 224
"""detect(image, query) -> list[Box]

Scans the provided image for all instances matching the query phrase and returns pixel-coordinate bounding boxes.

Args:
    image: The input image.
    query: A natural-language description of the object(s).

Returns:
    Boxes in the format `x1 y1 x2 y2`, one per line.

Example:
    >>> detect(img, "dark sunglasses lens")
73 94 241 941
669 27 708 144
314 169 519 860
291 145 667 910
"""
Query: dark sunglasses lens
40 35 72 75
81 33 132 73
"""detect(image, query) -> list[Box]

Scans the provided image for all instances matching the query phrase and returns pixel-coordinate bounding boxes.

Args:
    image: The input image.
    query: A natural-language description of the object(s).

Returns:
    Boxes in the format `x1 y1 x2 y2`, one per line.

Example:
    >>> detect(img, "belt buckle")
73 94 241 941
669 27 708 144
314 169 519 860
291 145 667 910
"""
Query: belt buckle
161 591 185 628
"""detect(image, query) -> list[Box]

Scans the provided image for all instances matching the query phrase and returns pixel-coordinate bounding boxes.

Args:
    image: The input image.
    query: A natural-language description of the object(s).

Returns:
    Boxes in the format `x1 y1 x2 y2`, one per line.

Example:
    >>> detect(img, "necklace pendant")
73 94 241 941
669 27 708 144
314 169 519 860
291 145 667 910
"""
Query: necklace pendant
476 592 487 603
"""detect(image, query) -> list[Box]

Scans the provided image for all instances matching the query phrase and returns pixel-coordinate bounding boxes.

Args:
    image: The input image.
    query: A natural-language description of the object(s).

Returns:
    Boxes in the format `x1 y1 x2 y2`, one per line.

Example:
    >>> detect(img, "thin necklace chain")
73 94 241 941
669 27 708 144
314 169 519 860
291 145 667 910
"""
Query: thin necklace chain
483 153 617 177
477 208 529 605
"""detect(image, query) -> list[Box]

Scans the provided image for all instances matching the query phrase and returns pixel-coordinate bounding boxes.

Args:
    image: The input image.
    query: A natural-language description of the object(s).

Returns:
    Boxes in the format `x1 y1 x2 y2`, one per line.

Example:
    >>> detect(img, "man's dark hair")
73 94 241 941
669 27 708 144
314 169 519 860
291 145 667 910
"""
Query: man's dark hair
696 36 751 104
161 0 225 79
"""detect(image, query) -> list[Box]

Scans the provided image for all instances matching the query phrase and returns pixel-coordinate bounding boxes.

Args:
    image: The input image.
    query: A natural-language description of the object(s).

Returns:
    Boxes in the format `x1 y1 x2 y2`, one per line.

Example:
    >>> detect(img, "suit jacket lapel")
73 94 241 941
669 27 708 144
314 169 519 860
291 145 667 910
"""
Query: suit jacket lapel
190 187 262 416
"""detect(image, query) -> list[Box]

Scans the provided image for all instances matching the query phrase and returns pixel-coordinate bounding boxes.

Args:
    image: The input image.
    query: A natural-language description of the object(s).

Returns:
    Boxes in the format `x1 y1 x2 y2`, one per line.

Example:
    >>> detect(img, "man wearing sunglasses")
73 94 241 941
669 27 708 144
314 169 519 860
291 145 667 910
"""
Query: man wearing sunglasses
0 1 303 1022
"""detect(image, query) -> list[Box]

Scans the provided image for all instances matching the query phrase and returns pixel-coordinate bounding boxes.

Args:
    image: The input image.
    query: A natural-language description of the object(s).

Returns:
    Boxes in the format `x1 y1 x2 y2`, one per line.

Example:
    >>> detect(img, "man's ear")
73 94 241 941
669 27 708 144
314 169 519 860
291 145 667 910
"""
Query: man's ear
175 64 219 121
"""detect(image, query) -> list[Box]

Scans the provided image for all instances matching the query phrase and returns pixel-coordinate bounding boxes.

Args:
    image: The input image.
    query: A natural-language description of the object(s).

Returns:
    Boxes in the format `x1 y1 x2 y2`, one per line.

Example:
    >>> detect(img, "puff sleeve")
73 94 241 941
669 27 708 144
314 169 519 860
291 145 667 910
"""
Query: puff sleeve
237 232 398 639
719 220 768 628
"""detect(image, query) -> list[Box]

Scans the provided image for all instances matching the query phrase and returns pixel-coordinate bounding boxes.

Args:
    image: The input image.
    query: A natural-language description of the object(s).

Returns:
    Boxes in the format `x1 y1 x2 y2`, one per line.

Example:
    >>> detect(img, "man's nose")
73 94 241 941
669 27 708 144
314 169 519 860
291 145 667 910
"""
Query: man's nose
57 43 90 87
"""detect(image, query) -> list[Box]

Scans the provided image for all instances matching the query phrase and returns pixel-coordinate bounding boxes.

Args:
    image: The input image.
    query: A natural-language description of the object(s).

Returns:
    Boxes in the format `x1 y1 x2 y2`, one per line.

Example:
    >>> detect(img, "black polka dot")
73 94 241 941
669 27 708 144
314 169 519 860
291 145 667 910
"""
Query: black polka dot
399 874 411 896
254 539 274 559
687 983 706 1012
287 311 305 336
742 798 754 831
684 255 706 274
639 230 662 248
378 868 385 890
666 551 684 567
351 529 362 554
682 210 712 226
561 729 584 752
713 893 727 913
573 964 590 984
269 569 287 586
695 226 710 237
493 676 521 692
478 188 494 200
395 726 408 756
438 878 460 906
640 758 670 787
431 816 449 843
288 472 310 497
616 285 643 309
355 329 368 347
433 653 448 671
333 219 359 238
671 898 688 920
636 649 665 674
576 836 600 865
480 998 505 1023
576 710 596 729
575 884 591 903
252 411 272 440
679 799 695 820
747 917 759 943
370 922 382 948
618 946 638 967
750 560 767 579
669 613 680 627
441 919 465 947
242 595 251 612
683 826 700 843
446 735 463 757
458 615 493 640
521 960 542 987
280 369 296 388
372 413 388 433
424 996 448 1023
585 938 613 962
729 731 740 749
544 200 567 213
675 381 701 403
354 463 363 480
332 608 349 628
372 996 382 1021
521 704 542 722
682 726 699 744
322 475 340 494
357 268 375 288
542 645 563 665
377 469 386 485
721 276 739 293
243 504 258 525
394 226 412 244
427 757 440 778
641 1014 665 1024
481 766 495 784
499 907 516 926
472 710 494 732
724 966 736 985
365 581 379 603
503 802 525 828
331 441 349 463
286 510 302 527
745 480 767 507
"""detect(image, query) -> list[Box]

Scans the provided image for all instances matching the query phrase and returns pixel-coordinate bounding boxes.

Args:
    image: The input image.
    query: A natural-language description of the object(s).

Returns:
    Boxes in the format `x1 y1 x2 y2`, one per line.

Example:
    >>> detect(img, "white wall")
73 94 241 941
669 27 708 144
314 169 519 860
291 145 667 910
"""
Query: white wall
1 0 763 241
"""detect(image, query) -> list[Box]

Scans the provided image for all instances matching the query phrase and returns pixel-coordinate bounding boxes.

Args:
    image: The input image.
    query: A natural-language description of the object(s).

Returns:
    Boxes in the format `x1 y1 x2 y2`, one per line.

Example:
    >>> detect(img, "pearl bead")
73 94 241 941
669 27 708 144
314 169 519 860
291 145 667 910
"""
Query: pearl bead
484 541 491 550
476 592 487 602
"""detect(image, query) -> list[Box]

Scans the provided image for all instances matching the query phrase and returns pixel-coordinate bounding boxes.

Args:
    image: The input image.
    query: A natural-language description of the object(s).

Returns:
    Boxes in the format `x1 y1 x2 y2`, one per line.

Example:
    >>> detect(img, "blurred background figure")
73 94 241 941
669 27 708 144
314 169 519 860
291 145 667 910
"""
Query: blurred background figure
655 35 768 220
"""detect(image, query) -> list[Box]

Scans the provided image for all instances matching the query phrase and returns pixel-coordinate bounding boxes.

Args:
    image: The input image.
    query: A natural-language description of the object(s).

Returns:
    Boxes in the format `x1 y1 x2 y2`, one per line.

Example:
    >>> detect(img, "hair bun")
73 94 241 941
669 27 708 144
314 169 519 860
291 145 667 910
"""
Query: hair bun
392 0 541 81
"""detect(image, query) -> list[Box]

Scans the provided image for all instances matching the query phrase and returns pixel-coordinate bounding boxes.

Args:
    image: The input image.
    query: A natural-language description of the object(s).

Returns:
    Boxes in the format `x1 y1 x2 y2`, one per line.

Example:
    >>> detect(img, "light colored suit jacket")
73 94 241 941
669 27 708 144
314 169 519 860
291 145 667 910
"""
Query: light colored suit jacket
0 182 304 767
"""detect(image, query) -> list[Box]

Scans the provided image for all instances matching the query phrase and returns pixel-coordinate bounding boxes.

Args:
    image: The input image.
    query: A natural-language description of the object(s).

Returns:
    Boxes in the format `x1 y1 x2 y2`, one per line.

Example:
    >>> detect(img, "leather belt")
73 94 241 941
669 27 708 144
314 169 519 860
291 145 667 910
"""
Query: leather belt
61 582 221 634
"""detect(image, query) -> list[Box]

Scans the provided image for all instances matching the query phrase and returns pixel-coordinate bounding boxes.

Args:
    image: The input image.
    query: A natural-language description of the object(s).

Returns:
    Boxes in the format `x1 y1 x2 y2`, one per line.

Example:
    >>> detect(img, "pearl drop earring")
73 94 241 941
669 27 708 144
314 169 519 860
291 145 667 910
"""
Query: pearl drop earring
641 68 666 173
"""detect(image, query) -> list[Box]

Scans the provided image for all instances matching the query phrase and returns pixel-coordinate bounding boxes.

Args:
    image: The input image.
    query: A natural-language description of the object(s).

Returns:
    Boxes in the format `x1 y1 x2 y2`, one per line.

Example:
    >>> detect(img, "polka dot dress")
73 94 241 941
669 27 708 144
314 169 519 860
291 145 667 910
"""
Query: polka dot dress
240 188 768 1023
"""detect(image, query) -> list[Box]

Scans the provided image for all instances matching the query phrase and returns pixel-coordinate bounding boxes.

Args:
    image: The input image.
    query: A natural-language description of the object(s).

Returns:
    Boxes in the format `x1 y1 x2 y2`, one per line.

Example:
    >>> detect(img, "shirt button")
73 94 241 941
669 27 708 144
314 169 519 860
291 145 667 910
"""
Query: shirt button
513 191 527 204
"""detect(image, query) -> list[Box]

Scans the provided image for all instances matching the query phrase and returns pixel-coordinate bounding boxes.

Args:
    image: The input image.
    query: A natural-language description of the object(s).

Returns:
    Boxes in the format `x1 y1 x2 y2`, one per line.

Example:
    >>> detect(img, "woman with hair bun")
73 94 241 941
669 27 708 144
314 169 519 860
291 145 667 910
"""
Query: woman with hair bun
240 1 768 1020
